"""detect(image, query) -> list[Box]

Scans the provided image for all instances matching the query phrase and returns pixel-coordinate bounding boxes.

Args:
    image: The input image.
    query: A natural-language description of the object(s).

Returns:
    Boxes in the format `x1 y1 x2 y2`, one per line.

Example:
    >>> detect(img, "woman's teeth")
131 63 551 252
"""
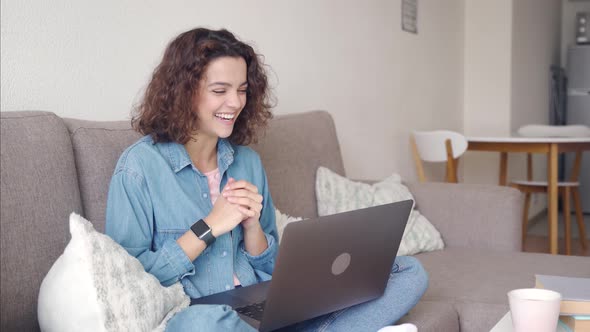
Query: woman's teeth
215 113 235 120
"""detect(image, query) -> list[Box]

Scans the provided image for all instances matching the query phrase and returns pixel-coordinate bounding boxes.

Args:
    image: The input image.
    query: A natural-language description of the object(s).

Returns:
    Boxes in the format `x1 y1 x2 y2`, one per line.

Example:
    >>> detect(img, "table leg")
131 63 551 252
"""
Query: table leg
547 144 558 255
499 152 508 186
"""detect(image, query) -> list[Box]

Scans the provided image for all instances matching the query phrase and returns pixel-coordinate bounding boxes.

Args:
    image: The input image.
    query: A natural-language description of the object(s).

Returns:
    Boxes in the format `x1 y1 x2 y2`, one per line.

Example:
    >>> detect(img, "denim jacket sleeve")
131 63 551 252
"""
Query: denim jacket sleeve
239 158 279 280
105 168 195 287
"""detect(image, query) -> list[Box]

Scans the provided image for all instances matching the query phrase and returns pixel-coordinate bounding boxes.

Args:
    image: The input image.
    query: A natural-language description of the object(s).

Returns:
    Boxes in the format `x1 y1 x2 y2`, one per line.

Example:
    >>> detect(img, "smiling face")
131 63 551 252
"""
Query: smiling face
193 56 248 141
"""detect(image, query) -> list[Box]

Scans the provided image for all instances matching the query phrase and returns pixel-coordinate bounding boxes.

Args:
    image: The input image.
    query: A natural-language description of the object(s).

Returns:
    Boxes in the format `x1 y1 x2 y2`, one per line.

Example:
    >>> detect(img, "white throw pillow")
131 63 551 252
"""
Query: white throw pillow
38 213 189 332
274 208 304 243
315 167 444 256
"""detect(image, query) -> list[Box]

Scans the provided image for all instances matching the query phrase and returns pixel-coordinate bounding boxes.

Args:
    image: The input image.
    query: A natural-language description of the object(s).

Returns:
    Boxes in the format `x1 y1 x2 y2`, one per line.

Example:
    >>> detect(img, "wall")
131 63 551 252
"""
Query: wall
394 0 464 181
0 0 465 181
511 0 562 133
462 0 513 184
462 0 562 217
510 0 563 216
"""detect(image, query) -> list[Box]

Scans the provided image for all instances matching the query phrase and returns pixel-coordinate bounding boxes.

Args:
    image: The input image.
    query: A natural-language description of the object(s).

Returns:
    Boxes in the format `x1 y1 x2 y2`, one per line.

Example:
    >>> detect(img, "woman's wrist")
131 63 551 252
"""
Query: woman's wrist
177 230 207 262
242 221 267 256
203 216 221 237
242 219 262 234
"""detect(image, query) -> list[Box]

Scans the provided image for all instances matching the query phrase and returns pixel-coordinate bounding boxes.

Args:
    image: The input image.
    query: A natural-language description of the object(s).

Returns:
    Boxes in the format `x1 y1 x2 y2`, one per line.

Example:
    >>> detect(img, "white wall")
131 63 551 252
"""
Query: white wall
1 0 465 181
462 0 513 184
511 0 562 133
394 0 465 182
510 0 563 216
461 0 562 217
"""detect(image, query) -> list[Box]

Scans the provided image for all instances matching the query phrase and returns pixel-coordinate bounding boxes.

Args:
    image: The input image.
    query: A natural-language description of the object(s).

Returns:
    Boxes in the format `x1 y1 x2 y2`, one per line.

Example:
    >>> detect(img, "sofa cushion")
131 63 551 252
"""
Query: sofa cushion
315 166 444 256
64 118 140 232
251 111 345 218
407 182 523 252
397 300 459 332
415 249 590 331
275 208 303 242
1 111 83 332
417 249 590 303
454 302 508 332
38 214 189 332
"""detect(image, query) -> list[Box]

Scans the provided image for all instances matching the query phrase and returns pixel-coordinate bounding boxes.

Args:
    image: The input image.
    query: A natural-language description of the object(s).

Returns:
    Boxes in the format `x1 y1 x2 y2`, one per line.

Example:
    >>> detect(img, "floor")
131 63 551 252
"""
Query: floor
522 211 590 257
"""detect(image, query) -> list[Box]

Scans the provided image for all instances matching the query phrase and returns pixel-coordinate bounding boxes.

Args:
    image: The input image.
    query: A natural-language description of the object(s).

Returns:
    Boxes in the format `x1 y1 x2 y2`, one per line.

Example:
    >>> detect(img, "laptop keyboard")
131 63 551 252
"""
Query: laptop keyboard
235 300 266 321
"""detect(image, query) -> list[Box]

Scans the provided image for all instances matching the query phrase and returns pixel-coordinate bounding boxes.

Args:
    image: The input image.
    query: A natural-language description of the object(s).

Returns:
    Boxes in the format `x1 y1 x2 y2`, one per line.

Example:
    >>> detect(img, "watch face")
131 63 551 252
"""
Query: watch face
192 219 210 236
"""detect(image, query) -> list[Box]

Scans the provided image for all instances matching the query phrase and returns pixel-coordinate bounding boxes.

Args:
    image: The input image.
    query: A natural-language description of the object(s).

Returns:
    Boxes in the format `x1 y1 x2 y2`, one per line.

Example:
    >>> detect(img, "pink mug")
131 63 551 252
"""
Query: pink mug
508 288 562 332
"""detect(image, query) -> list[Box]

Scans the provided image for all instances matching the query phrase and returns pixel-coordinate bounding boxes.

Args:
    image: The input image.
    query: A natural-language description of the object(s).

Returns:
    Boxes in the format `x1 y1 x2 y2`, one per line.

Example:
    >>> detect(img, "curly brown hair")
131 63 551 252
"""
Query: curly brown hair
132 28 274 145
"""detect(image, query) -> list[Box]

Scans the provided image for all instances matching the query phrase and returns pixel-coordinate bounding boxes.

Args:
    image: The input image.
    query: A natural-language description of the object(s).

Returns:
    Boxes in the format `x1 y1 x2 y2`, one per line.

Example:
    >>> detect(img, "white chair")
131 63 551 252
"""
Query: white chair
512 124 590 255
410 130 468 183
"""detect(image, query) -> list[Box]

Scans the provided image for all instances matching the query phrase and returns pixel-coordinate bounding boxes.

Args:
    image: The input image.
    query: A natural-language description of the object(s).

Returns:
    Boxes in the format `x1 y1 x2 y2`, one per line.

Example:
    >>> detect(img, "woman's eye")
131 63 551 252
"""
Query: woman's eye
238 89 248 94
212 90 226 94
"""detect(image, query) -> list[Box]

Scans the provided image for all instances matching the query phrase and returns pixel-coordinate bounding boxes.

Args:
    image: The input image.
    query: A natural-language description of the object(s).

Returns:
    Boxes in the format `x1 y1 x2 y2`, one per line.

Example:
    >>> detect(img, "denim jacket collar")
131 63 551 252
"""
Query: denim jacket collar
216 139 235 175
161 138 235 175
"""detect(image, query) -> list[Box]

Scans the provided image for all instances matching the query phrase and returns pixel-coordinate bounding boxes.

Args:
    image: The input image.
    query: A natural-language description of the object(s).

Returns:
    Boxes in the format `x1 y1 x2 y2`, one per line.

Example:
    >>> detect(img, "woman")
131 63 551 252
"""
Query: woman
106 27 428 331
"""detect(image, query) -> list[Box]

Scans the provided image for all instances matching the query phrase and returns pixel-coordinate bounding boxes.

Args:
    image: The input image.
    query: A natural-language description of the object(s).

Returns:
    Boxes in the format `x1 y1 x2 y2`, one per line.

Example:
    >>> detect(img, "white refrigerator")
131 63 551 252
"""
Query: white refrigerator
566 45 590 213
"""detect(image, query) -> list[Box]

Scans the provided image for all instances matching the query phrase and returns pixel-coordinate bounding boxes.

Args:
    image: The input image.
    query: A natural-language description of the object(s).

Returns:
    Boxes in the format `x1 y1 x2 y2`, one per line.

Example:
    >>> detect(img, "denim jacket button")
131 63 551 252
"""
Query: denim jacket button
222 251 227 257
225 285 231 290
202 193 208 198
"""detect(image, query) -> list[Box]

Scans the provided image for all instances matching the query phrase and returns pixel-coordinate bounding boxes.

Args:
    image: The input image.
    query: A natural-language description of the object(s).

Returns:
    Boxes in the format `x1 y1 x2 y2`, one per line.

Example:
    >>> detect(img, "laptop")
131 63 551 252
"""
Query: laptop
191 200 413 331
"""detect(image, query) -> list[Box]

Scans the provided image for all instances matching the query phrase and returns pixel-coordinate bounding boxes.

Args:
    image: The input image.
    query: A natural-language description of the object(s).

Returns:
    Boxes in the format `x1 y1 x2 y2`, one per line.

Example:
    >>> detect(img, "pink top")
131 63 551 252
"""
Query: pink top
203 168 222 205
203 168 241 286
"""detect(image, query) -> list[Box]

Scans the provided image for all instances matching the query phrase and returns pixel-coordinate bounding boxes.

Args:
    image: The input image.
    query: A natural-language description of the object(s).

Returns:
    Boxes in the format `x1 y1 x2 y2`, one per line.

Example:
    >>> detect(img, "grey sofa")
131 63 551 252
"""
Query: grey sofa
1 110 588 332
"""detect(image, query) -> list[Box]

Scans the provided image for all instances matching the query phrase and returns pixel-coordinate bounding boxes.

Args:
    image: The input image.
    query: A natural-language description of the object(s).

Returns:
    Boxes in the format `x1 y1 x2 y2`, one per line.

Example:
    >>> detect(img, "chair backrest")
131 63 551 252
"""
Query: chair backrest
411 130 468 161
517 124 590 138
410 130 468 183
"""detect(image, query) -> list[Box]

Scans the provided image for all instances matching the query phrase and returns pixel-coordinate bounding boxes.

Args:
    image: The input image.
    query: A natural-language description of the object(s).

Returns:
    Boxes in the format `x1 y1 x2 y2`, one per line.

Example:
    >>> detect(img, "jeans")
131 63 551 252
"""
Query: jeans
166 256 428 332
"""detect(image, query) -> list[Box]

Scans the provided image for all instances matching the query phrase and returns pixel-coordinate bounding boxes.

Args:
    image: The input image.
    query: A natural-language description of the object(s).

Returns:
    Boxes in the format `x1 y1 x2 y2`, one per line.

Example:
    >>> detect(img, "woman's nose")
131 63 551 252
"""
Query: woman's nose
226 91 243 109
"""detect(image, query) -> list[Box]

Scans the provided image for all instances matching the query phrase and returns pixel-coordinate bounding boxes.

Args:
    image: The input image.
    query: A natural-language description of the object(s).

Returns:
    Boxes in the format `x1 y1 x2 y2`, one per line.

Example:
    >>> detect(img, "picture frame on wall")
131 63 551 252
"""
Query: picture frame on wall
402 0 418 34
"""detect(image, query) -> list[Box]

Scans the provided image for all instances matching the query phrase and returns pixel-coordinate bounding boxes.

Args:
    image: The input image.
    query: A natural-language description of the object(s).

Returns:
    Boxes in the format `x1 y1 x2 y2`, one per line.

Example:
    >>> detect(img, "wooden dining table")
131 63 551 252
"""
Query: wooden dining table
466 136 590 255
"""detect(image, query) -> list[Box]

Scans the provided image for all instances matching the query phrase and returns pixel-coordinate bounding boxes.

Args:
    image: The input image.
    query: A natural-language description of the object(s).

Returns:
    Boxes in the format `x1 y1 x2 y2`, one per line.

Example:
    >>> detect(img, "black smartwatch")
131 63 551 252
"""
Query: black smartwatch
190 219 216 247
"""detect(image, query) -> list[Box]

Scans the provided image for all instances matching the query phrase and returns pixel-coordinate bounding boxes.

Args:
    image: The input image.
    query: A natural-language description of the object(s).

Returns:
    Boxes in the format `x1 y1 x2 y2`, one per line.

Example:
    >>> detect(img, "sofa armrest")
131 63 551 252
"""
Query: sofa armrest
406 182 524 252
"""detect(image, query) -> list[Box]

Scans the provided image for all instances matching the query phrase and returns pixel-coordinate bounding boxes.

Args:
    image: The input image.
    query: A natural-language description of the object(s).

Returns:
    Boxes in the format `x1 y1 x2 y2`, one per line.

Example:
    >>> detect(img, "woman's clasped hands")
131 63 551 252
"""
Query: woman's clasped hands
205 177 263 237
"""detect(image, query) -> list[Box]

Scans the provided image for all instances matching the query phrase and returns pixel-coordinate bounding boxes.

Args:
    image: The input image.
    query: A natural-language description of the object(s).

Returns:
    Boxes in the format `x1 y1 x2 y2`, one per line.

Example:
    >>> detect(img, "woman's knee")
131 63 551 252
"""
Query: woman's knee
393 256 429 293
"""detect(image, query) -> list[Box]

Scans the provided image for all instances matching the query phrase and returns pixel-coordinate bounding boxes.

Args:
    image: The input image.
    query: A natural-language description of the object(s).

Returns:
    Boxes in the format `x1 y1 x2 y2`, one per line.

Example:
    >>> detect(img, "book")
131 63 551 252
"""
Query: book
491 312 573 332
559 315 590 332
535 274 590 316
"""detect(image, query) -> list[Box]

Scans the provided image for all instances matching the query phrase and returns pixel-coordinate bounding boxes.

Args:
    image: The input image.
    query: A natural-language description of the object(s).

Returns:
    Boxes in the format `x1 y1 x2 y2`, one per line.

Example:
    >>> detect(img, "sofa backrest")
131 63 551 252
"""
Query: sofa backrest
64 118 141 232
0 110 345 330
251 110 346 217
1 111 83 331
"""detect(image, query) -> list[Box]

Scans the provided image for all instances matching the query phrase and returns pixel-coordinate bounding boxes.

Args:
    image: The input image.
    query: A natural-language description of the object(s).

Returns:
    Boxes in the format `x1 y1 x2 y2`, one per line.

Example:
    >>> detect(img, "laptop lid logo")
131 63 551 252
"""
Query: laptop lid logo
331 253 351 276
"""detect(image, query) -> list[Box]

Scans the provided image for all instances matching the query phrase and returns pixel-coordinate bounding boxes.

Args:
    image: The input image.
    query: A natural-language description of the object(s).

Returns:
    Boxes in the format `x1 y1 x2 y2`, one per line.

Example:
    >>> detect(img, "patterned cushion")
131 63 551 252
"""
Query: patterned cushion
38 214 189 331
274 208 304 242
315 167 444 256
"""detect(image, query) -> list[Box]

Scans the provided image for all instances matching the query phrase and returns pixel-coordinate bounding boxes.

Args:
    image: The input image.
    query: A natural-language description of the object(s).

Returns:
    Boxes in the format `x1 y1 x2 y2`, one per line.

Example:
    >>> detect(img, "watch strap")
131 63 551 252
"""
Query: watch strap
190 219 216 247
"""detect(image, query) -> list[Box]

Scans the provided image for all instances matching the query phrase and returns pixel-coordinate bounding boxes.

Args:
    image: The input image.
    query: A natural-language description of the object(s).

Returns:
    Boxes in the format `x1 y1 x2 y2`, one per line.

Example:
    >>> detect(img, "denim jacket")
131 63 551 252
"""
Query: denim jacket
105 136 278 299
